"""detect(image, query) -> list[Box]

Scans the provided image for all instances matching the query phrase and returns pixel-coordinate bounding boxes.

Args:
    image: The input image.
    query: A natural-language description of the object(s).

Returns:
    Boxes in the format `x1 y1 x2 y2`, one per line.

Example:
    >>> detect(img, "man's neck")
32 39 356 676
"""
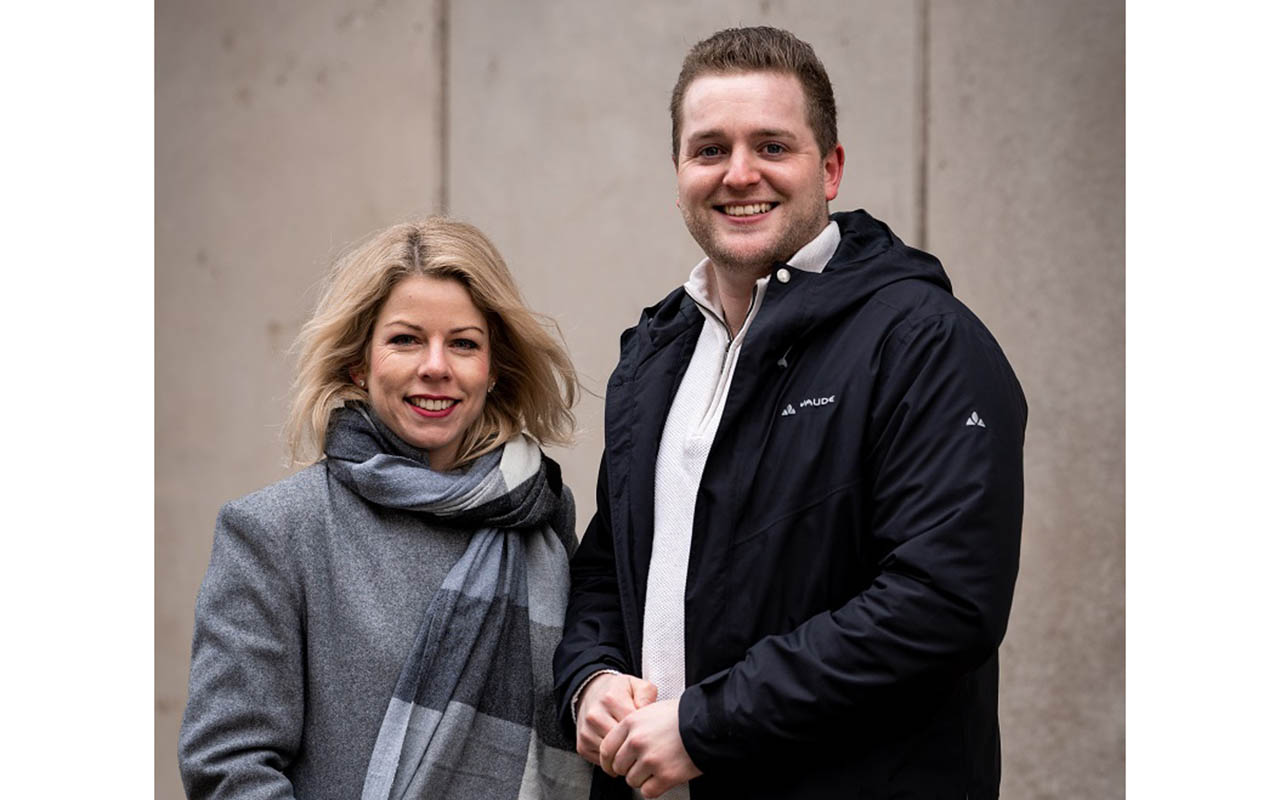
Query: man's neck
710 263 769 339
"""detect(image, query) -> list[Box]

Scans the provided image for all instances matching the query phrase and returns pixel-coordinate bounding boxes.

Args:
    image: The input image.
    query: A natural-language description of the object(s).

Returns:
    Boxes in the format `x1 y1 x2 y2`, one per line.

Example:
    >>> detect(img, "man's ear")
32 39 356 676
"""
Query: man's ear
823 144 846 202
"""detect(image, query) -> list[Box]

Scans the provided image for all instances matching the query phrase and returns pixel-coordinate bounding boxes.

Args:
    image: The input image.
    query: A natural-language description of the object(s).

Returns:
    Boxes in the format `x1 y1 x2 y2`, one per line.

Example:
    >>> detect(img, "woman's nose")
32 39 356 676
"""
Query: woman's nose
417 342 450 379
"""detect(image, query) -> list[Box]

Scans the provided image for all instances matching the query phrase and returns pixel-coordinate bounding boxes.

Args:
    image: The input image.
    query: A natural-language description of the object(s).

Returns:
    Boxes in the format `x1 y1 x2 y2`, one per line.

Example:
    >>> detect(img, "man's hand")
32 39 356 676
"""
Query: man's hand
598 698 702 798
575 673 658 766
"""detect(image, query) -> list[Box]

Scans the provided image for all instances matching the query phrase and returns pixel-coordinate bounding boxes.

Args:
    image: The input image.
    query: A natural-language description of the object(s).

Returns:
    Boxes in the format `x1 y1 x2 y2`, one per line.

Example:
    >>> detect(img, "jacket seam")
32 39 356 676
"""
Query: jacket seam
732 479 862 546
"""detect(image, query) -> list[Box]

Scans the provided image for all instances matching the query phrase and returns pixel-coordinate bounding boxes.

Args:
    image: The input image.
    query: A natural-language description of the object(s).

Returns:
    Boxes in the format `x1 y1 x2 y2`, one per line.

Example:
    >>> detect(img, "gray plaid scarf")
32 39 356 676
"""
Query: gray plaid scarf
324 405 591 800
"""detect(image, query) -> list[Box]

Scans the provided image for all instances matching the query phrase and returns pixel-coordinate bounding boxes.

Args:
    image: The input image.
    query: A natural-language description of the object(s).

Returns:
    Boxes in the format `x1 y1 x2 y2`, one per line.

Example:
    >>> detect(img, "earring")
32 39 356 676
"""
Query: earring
358 379 366 388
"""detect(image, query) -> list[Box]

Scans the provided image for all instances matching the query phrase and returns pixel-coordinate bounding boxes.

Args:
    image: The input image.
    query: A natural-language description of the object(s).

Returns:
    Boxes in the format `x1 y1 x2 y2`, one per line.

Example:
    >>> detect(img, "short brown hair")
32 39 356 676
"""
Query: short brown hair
669 26 838 158
285 217 577 467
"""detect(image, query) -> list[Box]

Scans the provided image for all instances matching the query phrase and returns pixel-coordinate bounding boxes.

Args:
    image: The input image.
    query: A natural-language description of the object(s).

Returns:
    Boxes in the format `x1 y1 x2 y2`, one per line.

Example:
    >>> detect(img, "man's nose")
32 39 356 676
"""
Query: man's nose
417 341 451 379
723 150 761 190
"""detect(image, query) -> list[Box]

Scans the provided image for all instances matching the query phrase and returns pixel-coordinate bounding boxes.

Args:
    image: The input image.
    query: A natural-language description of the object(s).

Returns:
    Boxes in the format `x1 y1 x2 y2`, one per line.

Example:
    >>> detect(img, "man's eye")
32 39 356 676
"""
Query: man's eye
762 143 785 155
697 145 724 158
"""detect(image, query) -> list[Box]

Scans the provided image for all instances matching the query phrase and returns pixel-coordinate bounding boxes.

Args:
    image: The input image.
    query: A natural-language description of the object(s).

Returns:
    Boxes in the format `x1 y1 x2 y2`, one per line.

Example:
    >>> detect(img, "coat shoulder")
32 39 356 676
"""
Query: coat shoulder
217 462 335 535
867 276 1004 353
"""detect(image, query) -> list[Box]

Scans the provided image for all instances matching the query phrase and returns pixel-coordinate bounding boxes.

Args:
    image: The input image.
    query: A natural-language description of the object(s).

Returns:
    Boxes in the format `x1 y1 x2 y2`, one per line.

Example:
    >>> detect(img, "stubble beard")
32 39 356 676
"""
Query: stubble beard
682 193 830 279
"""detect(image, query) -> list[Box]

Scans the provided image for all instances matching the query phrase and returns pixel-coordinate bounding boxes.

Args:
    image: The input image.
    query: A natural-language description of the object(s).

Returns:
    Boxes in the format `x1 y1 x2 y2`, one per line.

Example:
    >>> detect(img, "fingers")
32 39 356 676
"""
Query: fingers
625 758 673 797
576 674 632 765
608 699 701 796
575 674 661 774
575 718 604 764
578 701 619 764
612 730 642 779
598 715 629 778
578 672 619 714
621 744 661 790
640 775 671 799
625 762 653 791
584 674 651 719
631 677 658 708
599 688 639 720
600 675 657 719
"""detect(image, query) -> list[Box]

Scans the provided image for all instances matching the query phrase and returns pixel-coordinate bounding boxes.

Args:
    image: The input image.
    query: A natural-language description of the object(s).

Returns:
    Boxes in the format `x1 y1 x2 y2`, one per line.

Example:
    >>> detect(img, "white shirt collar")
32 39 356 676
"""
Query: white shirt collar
787 220 840 274
684 220 840 312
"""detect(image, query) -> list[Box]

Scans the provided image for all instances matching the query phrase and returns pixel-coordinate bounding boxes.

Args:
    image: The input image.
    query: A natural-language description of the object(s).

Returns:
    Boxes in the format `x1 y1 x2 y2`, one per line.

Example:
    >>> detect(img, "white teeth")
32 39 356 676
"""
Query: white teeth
724 203 774 216
408 397 457 411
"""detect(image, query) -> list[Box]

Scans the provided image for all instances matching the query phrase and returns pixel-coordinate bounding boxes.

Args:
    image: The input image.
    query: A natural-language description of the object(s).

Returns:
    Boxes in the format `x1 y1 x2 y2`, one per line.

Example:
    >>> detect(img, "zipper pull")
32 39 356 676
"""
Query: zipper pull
777 345 793 369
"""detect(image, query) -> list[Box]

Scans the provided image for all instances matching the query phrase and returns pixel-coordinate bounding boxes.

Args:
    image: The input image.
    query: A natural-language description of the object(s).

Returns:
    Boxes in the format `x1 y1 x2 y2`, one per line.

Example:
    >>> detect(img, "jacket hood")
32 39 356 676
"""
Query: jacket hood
629 209 953 358
823 209 951 299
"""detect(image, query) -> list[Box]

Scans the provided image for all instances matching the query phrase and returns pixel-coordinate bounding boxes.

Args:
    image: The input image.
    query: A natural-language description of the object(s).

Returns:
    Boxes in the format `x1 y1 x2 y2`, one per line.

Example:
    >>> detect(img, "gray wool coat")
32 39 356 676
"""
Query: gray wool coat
178 461 574 800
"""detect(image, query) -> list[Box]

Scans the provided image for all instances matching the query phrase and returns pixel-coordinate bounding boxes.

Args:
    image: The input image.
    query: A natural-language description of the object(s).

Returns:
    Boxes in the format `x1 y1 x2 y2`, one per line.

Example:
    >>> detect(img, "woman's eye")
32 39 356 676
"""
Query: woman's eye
452 338 480 350
389 334 417 345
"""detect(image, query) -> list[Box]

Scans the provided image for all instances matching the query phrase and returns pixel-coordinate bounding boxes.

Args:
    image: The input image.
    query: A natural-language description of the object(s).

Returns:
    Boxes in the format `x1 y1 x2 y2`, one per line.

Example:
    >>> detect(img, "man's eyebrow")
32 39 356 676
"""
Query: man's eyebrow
684 128 726 146
684 127 800 147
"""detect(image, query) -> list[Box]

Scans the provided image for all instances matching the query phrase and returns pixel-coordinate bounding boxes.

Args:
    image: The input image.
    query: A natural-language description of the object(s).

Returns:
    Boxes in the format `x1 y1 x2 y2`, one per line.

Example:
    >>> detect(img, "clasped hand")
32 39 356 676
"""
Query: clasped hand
575 674 702 798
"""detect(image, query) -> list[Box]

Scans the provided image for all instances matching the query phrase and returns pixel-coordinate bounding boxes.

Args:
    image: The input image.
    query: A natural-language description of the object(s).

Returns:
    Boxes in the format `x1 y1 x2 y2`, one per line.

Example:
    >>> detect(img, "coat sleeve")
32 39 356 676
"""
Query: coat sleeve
178 499 305 800
552 453 635 740
678 310 1027 770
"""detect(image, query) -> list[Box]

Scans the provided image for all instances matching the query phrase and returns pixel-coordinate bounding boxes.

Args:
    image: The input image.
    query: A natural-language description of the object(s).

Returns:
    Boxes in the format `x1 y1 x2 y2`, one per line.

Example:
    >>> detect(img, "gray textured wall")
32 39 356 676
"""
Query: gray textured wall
156 1 1124 797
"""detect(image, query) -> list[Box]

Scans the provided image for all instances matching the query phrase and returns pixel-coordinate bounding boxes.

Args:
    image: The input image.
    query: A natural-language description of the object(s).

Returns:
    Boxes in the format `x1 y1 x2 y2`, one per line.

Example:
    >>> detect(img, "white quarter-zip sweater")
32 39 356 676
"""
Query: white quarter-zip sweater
638 222 839 799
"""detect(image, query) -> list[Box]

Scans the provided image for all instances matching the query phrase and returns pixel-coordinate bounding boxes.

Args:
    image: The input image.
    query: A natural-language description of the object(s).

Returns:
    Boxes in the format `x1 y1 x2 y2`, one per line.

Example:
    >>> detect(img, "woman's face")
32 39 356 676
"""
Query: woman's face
353 275 493 470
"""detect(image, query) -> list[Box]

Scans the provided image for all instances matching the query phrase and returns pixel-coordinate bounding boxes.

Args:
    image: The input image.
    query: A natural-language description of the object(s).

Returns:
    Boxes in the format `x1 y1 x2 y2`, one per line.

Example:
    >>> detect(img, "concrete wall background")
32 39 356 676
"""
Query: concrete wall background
156 1 1124 797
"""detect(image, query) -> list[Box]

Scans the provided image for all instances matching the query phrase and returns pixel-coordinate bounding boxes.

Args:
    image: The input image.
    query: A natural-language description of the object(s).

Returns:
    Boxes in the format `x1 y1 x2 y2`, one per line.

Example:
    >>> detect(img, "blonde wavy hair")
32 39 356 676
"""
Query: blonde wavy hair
285 217 577 467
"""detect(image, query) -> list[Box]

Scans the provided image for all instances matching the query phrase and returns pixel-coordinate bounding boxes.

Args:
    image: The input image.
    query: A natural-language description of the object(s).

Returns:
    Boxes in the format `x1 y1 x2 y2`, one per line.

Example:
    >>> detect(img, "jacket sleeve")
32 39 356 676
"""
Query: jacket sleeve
178 499 305 800
552 453 634 740
679 310 1027 770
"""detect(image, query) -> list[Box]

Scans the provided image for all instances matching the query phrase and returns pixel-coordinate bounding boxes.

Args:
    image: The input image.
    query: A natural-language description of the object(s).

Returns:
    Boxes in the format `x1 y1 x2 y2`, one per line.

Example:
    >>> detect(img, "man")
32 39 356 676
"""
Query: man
554 26 1026 800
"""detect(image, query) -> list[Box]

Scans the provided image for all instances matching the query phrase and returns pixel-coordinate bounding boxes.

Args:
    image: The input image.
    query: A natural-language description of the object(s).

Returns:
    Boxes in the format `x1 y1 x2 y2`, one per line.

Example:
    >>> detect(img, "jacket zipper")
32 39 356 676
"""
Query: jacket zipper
684 285 762 437
685 283 760 357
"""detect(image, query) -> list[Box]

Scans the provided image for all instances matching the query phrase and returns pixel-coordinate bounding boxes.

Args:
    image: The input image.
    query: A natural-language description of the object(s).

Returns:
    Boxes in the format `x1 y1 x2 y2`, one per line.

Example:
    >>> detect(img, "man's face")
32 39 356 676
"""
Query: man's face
675 71 844 278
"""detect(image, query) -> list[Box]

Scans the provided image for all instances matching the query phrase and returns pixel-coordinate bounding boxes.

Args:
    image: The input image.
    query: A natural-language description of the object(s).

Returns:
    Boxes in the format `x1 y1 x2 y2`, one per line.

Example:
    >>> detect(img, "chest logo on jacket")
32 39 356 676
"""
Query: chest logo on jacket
780 395 837 416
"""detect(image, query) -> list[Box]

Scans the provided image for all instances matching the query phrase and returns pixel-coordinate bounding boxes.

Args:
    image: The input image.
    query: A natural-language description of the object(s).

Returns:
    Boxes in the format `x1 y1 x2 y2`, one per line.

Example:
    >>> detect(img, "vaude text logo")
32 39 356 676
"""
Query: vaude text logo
780 396 835 416
799 395 836 408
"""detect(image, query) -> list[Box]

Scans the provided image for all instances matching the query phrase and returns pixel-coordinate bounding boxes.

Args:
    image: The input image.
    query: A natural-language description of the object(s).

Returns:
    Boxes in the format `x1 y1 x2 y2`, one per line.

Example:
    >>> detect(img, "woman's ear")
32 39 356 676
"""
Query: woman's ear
349 366 366 389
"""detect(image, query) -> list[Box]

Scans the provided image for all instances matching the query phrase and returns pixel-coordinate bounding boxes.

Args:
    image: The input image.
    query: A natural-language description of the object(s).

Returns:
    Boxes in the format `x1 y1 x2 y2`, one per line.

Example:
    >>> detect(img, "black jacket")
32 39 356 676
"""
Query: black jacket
554 210 1027 799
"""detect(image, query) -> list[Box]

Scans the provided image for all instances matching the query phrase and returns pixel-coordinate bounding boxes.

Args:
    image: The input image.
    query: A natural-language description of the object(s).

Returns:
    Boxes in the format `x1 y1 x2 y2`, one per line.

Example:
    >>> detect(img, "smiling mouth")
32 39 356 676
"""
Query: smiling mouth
407 397 459 412
719 202 778 217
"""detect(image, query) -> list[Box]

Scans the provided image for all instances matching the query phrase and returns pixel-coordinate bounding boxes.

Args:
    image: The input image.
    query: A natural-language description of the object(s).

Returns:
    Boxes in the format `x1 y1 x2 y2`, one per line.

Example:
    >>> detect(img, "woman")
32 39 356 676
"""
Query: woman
178 218 591 799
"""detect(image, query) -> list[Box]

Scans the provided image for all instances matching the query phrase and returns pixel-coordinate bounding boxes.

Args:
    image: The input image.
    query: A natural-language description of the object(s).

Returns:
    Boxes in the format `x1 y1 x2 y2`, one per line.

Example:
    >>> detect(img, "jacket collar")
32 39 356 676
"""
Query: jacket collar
627 210 953 371
681 222 840 318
